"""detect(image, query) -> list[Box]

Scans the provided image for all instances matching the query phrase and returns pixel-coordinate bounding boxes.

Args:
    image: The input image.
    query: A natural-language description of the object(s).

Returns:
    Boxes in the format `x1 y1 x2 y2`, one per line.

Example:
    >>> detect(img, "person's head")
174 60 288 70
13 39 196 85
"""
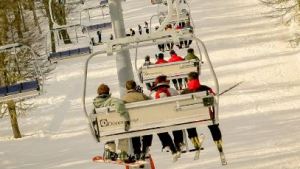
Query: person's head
97 83 110 95
170 50 176 55
145 55 150 61
152 75 170 90
126 80 137 90
188 72 199 80
158 53 164 59
187 48 194 54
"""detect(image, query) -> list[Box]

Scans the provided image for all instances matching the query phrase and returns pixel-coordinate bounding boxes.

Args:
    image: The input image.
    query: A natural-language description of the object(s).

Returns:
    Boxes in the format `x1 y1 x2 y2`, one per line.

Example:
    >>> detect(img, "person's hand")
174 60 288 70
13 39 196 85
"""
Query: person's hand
124 121 130 131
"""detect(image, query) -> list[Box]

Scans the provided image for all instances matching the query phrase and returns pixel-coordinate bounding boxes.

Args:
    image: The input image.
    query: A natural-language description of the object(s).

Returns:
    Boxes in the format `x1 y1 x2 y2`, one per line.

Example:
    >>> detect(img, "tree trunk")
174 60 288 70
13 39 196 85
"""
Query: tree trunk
12 0 23 39
0 6 9 45
43 0 56 52
53 1 71 44
29 0 42 34
7 100 22 138
19 1 28 32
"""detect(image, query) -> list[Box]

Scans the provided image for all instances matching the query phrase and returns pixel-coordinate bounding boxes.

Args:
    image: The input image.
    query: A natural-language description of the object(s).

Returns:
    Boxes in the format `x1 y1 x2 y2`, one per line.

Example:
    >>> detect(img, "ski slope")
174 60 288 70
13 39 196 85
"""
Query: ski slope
1 0 300 169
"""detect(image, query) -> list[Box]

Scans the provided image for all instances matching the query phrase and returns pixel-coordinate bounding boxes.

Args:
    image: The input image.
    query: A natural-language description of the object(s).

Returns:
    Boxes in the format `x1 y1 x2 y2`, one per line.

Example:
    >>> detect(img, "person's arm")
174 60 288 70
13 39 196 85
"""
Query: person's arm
112 98 131 131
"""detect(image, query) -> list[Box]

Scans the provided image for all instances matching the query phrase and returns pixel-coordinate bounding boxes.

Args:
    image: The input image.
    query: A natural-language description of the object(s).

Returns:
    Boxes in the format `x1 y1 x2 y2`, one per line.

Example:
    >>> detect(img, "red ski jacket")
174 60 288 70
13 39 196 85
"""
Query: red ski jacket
168 54 184 62
155 87 171 99
155 59 168 64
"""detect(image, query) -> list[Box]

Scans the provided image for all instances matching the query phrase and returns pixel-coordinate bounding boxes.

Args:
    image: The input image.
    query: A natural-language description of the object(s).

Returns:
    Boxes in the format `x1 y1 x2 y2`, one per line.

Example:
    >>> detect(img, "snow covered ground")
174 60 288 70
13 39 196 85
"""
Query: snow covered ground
1 0 300 169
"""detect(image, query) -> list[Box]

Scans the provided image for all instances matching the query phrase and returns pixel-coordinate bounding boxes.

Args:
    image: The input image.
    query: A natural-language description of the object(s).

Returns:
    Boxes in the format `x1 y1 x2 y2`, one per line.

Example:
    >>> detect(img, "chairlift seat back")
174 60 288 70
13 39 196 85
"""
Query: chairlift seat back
79 47 91 54
69 49 79 56
141 60 200 83
48 46 91 61
85 22 112 32
22 80 39 92
151 0 165 5
7 84 22 95
0 87 7 96
100 0 108 6
90 91 215 142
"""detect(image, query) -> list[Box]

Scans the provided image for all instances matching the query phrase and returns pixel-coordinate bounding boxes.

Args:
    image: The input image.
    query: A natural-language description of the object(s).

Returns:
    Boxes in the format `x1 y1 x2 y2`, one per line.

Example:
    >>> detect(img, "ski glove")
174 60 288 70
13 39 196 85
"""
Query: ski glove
124 121 130 131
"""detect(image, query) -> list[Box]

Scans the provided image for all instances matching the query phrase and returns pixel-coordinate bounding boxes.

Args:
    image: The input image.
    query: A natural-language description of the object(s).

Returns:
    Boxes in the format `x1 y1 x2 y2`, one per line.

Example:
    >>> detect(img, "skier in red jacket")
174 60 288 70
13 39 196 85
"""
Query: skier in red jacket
155 53 168 64
168 50 184 90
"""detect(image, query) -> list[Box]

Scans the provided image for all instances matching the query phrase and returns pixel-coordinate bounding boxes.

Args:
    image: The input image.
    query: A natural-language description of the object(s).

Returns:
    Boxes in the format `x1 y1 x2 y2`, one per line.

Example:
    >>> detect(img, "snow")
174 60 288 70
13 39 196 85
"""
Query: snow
1 0 300 169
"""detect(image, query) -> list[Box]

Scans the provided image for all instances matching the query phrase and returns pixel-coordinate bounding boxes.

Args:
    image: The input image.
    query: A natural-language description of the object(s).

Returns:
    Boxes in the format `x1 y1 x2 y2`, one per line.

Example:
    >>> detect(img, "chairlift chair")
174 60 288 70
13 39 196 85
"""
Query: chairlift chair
0 43 44 103
83 30 219 141
57 0 85 5
82 30 227 166
80 5 112 33
46 24 92 62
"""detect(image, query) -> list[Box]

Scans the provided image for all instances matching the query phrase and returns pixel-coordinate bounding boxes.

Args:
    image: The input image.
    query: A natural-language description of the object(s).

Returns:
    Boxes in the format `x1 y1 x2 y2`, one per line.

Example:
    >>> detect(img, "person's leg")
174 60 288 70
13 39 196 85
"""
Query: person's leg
104 141 117 160
172 79 179 90
118 138 129 160
172 130 184 151
157 132 177 154
178 78 183 90
187 128 198 138
131 137 142 156
141 135 153 159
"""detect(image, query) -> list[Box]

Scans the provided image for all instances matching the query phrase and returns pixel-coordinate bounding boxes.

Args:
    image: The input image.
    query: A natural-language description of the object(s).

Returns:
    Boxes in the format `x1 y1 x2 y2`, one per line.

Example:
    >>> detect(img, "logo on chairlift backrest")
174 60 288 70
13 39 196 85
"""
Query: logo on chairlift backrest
99 118 138 127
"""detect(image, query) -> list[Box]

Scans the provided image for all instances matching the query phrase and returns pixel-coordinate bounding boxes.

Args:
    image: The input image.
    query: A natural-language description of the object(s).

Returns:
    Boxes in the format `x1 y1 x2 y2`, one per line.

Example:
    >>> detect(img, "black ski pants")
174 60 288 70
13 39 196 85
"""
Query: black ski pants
132 135 153 155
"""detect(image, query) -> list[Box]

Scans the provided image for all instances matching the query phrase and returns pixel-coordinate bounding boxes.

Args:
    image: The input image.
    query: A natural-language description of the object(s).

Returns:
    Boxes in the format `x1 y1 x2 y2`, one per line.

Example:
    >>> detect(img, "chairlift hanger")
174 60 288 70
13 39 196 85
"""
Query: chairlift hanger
0 44 44 103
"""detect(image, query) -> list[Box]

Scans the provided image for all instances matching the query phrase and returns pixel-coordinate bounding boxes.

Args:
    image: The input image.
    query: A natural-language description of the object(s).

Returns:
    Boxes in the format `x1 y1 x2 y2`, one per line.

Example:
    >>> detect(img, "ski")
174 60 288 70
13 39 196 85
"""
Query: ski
219 81 243 96
215 141 228 165
92 155 147 167
194 134 205 160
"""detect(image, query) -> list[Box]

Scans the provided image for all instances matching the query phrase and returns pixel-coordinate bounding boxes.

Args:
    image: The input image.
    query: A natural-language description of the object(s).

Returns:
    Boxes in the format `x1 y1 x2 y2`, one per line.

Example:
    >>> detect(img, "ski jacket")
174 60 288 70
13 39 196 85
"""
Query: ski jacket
93 94 130 121
122 89 149 103
154 86 178 99
155 59 168 64
187 79 201 92
168 54 184 62
181 79 215 95
185 53 199 61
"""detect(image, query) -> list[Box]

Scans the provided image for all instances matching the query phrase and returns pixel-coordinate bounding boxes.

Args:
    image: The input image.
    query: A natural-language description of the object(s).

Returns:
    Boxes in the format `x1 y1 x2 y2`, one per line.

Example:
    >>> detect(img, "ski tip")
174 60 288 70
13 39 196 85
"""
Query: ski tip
92 156 104 162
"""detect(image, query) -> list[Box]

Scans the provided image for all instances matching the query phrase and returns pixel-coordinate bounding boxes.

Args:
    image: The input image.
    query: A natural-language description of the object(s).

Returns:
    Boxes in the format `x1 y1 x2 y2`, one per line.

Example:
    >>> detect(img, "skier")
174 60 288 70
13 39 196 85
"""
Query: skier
97 30 102 43
138 24 142 35
155 53 168 64
144 21 149 34
91 37 96 46
151 75 183 162
180 71 216 159
184 48 200 82
130 28 135 36
122 80 153 162
93 83 133 163
141 55 154 90
181 71 215 95
165 24 174 50
168 50 184 90
155 26 165 52
184 22 193 48
110 34 114 40
185 48 199 61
